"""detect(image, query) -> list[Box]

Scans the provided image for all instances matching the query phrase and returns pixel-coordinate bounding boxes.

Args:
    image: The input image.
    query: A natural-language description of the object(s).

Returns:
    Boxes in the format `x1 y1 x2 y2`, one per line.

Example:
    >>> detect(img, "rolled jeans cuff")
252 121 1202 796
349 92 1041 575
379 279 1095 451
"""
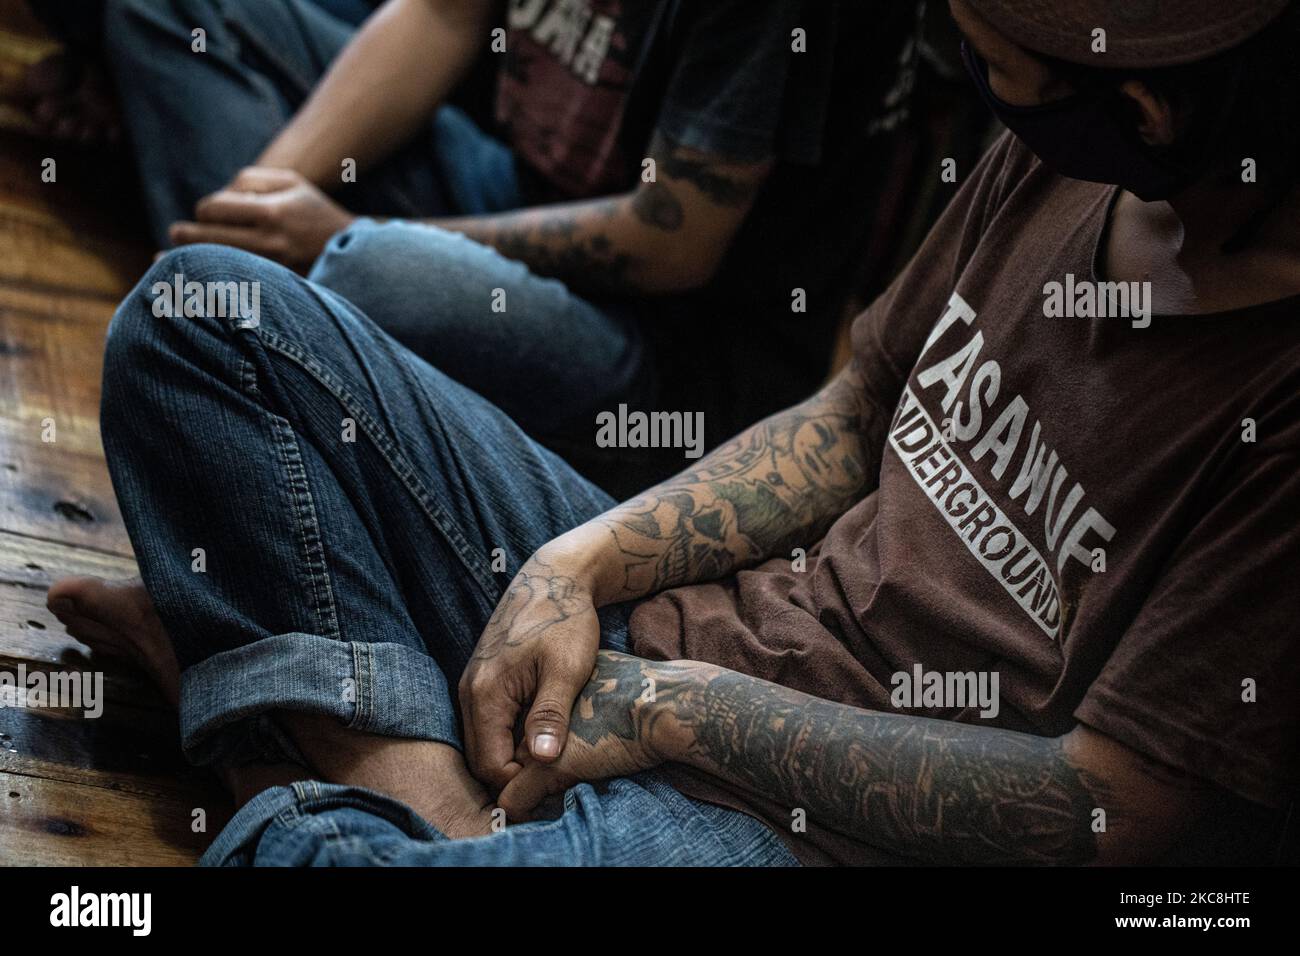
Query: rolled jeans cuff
200 781 444 867
178 632 461 766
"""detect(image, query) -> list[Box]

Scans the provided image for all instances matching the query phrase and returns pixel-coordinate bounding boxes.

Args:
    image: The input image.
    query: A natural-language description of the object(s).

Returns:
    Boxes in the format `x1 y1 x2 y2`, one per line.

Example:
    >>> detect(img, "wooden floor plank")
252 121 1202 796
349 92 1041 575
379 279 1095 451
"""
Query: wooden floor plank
0 283 120 326
0 203 148 300
0 660 218 799
0 421 131 555
0 130 152 297
0 529 137 589
0 0 47 41
0 2 215 868
0 769 222 865
0 293 110 436
0 16 59 104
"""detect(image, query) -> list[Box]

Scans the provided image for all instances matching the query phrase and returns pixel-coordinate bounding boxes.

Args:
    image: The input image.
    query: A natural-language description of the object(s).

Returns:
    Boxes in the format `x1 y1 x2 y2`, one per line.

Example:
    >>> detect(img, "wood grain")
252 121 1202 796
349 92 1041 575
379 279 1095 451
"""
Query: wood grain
0 420 131 555
0 769 224 866
0 4 211 866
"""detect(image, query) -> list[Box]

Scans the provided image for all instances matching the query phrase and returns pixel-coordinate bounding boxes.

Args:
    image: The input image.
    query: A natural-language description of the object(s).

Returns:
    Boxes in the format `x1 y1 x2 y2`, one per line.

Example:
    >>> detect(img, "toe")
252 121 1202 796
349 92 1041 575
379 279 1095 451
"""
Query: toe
64 617 128 654
47 576 133 629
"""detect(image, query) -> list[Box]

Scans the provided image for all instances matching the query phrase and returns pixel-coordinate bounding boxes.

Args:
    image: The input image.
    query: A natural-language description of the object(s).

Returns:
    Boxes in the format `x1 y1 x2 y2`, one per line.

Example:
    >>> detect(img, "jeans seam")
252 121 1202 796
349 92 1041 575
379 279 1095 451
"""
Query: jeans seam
236 348 342 642
349 641 372 732
238 356 258 396
260 330 498 600
265 409 343 643
291 783 441 835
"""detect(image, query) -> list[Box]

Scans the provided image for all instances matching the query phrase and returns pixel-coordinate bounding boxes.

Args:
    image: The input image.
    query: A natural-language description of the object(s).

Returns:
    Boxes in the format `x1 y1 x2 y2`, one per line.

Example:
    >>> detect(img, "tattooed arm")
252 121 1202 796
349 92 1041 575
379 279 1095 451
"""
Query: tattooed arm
429 131 772 297
498 653 1211 865
673 668 1212 864
575 363 876 604
461 359 882 787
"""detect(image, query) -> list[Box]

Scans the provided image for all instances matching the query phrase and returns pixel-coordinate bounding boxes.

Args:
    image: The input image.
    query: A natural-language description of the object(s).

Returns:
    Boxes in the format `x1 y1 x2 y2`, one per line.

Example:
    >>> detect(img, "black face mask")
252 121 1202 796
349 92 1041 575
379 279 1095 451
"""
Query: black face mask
960 40 1202 201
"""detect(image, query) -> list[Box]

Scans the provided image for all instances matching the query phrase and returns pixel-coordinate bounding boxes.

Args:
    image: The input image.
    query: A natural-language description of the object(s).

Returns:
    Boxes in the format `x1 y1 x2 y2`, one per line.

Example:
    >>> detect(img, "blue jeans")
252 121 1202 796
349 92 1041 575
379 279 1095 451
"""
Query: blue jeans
90 0 651 436
101 244 794 867
308 220 649 435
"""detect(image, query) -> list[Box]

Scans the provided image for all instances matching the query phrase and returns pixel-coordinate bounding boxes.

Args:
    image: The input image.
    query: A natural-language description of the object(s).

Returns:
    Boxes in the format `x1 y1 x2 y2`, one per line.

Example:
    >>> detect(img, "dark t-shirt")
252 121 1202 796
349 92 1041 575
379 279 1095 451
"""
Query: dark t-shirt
497 1 920 462
496 0 829 199
496 0 662 199
631 132 1300 865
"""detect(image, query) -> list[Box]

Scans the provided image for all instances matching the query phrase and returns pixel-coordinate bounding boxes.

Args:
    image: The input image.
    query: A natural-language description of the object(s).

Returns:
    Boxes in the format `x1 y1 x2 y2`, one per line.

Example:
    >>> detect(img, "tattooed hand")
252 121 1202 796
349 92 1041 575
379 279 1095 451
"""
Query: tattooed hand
460 553 601 790
496 651 702 819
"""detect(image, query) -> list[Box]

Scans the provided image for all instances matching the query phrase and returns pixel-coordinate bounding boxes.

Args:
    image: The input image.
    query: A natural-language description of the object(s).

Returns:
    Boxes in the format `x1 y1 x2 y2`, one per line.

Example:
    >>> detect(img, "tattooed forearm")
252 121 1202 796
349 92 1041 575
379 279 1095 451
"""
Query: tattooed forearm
591 368 877 600
630 180 685 230
652 131 762 208
440 199 641 297
568 651 698 756
671 669 1108 865
629 132 762 230
431 130 768 295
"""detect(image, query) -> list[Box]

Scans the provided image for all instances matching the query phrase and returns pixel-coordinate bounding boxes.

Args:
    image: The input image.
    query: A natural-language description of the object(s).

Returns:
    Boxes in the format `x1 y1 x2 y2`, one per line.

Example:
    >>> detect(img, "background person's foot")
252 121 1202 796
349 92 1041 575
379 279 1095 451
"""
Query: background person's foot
46 576 179 706
22 52 122 144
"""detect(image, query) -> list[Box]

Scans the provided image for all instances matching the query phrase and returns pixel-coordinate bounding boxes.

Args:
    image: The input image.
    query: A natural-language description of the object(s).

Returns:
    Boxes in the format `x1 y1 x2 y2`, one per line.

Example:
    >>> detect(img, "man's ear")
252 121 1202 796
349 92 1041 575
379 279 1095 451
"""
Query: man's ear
1118 80 1177 146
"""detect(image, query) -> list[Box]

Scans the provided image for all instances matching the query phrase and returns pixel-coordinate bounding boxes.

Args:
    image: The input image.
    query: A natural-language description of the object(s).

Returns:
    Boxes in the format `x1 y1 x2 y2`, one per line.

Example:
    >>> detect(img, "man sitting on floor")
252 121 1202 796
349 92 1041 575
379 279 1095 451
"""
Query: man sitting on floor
49 0 1299 865
26 0 917 485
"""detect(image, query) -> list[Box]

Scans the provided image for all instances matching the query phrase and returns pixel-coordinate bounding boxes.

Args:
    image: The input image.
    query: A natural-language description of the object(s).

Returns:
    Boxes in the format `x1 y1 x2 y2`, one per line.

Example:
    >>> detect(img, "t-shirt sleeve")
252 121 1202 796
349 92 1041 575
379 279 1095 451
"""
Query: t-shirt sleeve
1076 450 1300 808
653 0 816 162
849 130 1035 438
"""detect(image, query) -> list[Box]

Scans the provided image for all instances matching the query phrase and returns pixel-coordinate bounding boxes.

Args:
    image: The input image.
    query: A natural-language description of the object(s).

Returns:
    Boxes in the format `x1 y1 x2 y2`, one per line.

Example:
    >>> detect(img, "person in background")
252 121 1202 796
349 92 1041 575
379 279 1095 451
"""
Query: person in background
24 0 918 492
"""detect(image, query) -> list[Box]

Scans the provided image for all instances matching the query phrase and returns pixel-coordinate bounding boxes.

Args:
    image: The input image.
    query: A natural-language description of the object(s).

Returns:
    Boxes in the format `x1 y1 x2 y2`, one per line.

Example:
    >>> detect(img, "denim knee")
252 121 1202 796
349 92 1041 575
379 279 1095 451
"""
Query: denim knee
312 219 421 293
106 244 264 346
308 219 481 313
102 245 283 423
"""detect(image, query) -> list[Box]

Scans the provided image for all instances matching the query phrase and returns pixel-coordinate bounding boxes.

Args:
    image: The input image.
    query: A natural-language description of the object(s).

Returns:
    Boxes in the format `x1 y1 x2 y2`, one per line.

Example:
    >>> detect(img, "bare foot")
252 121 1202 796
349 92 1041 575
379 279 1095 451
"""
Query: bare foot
47 576 179 706
46 579 498 837
23 52 122 145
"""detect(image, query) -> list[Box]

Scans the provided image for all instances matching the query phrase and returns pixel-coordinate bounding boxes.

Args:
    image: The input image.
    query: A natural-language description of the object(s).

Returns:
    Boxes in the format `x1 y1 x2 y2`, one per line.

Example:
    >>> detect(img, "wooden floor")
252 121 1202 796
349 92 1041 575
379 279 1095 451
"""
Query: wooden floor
0 0 229 865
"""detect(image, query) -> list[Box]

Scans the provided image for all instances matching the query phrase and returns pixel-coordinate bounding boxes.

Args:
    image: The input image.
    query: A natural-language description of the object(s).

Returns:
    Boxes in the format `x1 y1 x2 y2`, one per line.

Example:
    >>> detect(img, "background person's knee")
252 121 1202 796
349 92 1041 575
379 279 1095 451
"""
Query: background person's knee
307 219 515 353
309 219 410 302
308 219 487 310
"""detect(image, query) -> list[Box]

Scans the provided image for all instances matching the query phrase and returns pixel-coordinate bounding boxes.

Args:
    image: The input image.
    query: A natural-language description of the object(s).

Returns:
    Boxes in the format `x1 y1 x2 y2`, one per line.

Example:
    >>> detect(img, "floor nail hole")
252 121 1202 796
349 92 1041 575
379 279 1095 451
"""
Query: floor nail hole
53 500 95 524
44 818 87 837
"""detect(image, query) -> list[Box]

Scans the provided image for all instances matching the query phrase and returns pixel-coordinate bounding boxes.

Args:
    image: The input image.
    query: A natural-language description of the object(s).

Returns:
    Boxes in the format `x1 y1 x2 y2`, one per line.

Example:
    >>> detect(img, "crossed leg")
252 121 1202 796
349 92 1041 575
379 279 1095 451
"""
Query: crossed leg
48 577 495 832
72 244 621 837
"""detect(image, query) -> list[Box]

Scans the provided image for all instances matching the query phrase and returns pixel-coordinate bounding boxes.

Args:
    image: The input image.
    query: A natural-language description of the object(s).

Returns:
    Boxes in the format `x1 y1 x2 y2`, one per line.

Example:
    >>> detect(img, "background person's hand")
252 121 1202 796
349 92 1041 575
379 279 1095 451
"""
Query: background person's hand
459 552 602 791
169 167 355 270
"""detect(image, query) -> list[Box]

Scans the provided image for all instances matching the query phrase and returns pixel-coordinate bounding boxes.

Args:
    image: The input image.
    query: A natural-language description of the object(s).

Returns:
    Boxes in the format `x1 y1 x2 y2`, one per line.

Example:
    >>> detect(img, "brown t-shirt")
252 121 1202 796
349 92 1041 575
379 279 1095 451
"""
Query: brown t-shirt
630 132 1300 865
